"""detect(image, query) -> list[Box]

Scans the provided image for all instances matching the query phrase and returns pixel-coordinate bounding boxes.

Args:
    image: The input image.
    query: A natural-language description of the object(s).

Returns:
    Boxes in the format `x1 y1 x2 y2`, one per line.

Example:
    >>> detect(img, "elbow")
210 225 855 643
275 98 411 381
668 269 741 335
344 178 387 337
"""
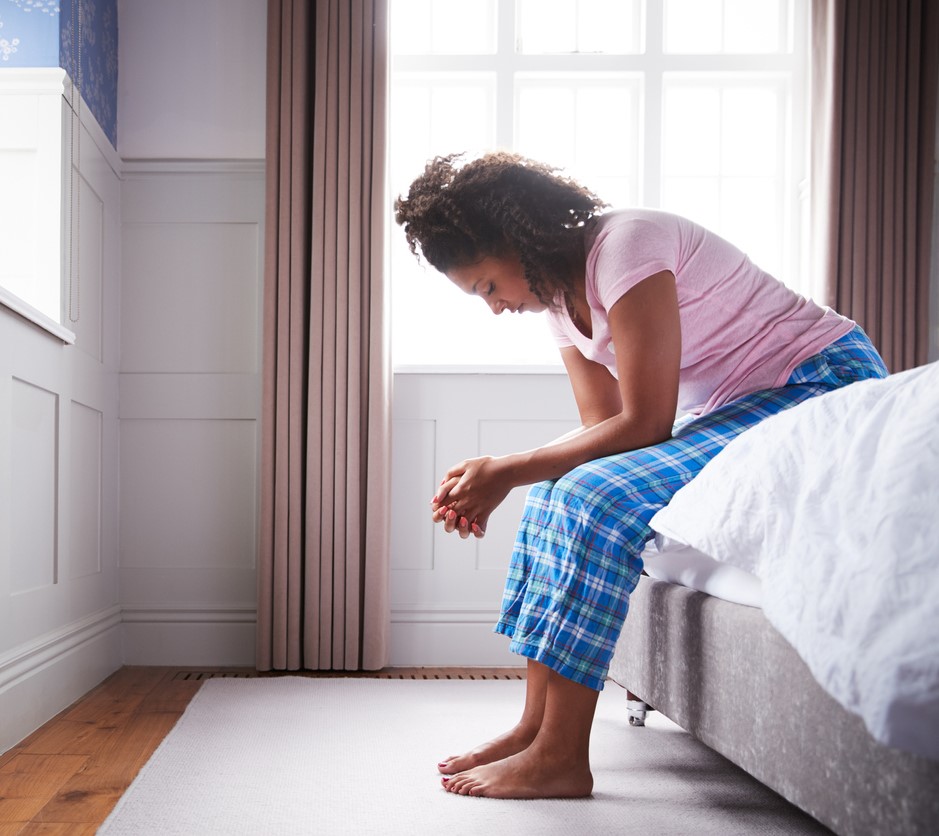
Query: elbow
619 411 674 450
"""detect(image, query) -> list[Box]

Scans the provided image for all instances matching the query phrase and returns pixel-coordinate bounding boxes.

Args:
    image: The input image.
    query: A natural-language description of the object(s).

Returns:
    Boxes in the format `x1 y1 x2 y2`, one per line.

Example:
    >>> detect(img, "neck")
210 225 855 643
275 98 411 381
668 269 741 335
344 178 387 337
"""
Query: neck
566 271 591 338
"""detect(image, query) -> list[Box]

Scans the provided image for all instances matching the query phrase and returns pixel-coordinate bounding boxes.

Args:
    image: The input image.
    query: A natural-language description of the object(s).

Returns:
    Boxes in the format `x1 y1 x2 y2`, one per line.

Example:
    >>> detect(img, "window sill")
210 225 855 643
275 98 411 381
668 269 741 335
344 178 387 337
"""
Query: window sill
393 364 566 375
0 288 76 345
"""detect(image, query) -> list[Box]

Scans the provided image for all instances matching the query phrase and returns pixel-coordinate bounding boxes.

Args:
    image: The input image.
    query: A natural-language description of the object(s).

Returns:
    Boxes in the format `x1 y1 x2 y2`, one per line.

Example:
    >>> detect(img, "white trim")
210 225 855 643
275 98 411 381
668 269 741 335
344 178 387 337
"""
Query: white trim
394 364 566 375
61 76 122 177
0 605 122 694
0 287 76 344
121 605 258 624
0 66 68 95
121 159 266 177
391 607 501 624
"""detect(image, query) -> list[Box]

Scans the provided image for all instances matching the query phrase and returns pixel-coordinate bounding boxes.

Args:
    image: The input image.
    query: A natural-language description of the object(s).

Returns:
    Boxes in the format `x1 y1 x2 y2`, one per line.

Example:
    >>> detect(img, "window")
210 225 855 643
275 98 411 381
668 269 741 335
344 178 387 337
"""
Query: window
389 0 808 367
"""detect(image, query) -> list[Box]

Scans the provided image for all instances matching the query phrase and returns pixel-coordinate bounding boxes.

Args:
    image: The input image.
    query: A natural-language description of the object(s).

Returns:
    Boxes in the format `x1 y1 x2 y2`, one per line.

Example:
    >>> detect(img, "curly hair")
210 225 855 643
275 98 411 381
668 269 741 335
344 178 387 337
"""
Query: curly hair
394 152 607 305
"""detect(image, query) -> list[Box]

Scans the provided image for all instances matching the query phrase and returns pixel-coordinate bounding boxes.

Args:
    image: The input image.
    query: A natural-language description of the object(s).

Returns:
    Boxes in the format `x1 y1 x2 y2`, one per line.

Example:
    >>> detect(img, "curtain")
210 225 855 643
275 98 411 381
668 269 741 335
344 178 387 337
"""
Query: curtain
811 0 939 372
257 0 391 672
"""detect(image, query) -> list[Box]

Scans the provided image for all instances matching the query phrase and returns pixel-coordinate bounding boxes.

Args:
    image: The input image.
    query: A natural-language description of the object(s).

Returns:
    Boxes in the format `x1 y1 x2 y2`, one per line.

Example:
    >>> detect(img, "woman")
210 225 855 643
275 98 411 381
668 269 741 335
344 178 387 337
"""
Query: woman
394 152 887 800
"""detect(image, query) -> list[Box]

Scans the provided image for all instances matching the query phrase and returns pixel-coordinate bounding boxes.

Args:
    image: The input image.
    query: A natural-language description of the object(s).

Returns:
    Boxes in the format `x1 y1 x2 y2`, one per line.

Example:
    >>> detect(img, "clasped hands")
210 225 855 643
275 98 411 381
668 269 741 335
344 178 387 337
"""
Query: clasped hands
429 455 513 540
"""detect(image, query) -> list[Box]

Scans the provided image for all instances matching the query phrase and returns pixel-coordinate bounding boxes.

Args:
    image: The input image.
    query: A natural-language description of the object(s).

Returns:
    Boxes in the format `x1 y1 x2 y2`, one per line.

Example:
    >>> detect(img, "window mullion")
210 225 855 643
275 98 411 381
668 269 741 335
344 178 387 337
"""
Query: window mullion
496 0 518 149
643 0 665 207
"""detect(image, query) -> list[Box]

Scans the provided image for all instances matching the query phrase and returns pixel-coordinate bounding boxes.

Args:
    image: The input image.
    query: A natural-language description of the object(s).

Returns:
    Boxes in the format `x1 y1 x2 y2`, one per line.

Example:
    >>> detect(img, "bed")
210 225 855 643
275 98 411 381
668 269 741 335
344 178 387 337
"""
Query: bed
608 360 939 836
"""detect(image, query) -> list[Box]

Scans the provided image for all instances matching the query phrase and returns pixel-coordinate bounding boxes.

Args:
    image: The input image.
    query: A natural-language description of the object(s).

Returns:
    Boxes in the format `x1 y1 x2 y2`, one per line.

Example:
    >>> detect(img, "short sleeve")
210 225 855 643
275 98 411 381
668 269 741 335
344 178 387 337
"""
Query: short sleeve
589 217 677 313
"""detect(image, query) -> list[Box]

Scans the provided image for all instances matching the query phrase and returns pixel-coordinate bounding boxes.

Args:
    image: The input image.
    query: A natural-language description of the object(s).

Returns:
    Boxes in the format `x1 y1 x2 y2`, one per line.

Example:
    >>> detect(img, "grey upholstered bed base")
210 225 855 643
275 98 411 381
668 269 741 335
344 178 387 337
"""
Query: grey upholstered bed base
608 575 939 836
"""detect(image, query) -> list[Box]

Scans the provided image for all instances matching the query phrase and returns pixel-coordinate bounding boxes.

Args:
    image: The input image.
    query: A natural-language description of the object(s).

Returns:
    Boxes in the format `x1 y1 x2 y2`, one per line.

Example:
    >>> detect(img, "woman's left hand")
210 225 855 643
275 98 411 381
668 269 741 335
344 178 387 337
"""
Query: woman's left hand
430 456 514 539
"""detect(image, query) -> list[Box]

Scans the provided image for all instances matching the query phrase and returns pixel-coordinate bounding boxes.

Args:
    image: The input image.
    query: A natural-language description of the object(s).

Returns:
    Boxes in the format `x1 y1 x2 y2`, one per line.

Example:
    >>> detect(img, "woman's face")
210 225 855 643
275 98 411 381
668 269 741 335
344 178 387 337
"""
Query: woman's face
445 253 547 316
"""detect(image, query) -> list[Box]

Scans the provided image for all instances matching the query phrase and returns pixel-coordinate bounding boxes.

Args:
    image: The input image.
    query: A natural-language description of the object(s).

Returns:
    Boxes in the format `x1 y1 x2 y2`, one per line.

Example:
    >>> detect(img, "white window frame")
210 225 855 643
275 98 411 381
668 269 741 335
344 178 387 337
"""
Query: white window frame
390 0 810 371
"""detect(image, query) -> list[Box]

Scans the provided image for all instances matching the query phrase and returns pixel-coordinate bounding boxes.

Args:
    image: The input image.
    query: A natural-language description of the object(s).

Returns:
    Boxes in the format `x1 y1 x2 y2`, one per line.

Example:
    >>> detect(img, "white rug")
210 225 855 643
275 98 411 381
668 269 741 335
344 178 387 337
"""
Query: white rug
99 677 829 835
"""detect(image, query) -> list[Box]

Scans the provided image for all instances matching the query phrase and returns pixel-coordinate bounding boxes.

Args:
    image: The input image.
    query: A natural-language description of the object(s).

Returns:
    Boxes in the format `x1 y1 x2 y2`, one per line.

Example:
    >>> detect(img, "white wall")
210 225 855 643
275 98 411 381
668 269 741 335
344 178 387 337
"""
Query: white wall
1 2 268 753
0 78 123 753
390 372 579 665
116 0 267 664
117 0 266 160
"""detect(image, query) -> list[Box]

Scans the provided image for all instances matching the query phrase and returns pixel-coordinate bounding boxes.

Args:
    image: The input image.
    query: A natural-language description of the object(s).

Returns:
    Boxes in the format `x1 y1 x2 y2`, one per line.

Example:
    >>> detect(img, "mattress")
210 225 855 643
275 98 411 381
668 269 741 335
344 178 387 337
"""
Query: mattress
609 575 939 836
640 535 762 608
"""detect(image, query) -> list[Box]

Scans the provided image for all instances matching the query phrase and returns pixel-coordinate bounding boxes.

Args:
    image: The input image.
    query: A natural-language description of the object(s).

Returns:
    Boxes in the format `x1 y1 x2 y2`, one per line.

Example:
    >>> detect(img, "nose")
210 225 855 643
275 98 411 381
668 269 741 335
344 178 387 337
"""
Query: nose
488 300 506 315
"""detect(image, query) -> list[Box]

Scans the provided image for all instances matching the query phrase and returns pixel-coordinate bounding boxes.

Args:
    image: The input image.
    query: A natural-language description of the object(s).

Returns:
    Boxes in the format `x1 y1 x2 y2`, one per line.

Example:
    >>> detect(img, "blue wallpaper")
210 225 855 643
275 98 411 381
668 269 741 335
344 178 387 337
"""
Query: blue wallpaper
0 0 118 147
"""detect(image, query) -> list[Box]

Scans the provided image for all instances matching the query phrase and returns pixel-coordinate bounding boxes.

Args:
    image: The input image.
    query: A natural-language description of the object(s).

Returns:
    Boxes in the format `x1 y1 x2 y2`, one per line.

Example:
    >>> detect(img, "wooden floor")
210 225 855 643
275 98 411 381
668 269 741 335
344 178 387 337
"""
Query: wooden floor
0 665 525 834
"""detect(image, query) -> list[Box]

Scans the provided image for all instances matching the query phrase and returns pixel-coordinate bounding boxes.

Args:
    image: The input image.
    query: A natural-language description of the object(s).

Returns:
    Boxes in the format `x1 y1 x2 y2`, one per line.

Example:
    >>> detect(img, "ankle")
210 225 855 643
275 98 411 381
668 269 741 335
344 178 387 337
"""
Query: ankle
508 719 540 744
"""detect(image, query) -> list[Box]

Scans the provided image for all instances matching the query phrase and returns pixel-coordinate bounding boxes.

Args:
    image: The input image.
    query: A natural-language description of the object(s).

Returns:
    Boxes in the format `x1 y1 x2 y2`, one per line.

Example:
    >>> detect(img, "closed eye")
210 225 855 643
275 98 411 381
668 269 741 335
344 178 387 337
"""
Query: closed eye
485 282 495 296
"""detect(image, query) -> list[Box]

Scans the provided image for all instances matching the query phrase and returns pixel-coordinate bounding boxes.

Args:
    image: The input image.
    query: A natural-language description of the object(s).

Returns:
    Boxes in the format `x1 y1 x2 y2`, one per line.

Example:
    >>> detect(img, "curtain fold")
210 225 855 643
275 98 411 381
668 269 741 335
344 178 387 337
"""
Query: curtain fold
258 0 390 672
811 0 939 372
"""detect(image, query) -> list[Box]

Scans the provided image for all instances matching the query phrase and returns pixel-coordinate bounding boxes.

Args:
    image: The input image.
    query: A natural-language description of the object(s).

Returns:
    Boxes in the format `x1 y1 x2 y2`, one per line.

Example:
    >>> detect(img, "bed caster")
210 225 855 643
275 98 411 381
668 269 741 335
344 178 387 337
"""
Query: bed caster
627 697 649 727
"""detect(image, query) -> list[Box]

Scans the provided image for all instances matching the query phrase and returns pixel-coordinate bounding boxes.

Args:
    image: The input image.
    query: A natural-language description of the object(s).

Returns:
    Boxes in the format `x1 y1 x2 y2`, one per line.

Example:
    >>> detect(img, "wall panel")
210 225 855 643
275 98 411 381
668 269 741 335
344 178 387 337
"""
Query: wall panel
68 400 103 579
0 95 121 753
390 372 579 665
119 162 264 666
9 378 59 595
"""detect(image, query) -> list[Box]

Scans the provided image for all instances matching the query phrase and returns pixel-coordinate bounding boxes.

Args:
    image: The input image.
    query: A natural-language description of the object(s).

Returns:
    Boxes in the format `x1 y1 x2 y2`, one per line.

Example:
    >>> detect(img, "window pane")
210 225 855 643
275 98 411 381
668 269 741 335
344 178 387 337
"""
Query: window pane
517 0 641 54
724 0 786 53
390 74 496 196
722 177 782 275
662 176 721 231
390 73 554 366
392 0 497 54
662 76 789 279
389 252 560 366
664 0 789 54
516 75 642 207
721 86 780 176
662 86 721 177
664 0 723 53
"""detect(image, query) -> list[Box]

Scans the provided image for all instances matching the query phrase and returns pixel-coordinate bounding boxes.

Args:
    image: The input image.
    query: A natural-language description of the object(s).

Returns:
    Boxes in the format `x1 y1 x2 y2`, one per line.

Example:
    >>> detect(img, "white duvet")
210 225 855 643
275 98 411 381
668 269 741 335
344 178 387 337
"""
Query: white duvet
650 361 939 761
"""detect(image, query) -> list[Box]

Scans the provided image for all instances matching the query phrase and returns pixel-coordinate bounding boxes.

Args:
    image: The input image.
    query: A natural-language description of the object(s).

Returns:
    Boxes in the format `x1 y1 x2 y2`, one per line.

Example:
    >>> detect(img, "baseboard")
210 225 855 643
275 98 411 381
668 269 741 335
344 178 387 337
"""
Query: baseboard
121 605 257 667
0 605 123 754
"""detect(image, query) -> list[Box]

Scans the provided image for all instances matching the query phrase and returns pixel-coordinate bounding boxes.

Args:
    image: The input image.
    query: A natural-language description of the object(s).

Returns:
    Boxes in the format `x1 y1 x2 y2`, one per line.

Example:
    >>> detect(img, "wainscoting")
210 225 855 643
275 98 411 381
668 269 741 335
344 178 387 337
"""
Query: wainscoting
390 370 580 665
0 73 123 753
118 161 265 667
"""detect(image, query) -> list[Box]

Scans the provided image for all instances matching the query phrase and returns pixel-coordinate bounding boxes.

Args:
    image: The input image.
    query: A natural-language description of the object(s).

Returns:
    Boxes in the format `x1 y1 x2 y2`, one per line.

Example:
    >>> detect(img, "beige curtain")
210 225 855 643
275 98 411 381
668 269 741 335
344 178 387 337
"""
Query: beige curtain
811 0 939 372
258 0 391 672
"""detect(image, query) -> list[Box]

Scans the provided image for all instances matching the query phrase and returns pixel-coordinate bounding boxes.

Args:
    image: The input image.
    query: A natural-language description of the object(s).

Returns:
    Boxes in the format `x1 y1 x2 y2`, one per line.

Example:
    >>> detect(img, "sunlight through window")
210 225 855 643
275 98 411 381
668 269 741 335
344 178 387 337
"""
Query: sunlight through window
390 0 807 368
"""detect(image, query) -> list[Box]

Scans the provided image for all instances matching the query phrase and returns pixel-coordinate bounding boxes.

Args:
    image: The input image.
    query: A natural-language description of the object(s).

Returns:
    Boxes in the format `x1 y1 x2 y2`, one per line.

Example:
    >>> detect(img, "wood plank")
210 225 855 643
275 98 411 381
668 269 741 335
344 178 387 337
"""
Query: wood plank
0 754 88 825
18 824 98 835
30 711 181 824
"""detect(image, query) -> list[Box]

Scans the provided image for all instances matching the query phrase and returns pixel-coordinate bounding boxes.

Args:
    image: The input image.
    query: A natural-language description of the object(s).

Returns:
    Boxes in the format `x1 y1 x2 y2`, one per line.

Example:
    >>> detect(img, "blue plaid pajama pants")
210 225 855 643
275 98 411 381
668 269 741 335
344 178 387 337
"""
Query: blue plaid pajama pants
493 325 888 690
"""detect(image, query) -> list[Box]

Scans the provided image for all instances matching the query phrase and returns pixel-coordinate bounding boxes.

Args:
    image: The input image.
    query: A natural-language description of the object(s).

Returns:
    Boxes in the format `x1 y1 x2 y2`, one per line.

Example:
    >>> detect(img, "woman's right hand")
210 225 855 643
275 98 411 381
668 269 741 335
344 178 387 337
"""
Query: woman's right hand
430 456 512 540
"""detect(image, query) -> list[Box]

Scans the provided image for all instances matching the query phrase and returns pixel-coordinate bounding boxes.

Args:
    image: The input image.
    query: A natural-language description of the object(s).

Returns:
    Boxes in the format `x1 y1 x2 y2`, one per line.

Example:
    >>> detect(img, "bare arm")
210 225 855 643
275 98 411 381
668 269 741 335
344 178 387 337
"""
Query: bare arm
436 270 681 535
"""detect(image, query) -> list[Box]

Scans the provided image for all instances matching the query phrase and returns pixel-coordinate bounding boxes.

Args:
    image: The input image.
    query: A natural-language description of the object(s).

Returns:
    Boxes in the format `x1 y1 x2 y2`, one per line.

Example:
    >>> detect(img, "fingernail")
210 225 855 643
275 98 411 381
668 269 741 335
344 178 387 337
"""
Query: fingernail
431 495 438 504
447 510 456 521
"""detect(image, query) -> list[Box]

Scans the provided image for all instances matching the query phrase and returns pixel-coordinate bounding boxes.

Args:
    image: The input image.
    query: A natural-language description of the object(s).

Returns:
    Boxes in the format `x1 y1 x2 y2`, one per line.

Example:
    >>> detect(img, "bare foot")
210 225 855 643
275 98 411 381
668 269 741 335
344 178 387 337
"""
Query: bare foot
437 724 537 775
440 743 593 799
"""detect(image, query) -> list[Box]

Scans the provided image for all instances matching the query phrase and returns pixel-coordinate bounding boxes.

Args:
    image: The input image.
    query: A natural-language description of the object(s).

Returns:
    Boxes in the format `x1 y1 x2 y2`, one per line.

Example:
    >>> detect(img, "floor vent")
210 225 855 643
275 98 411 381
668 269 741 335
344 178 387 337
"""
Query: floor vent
173 668 526 682
173 671 259 681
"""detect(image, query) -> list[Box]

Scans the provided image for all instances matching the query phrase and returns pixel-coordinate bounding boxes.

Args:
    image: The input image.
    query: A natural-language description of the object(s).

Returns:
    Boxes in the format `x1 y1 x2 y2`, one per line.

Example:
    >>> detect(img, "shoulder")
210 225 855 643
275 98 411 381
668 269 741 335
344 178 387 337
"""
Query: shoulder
587 210 684 309
588 209 686 250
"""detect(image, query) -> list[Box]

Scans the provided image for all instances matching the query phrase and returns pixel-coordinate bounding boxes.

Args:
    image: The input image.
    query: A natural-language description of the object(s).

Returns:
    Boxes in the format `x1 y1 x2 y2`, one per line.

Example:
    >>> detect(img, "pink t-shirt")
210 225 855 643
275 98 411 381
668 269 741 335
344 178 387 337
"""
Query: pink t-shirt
547 209 854 415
